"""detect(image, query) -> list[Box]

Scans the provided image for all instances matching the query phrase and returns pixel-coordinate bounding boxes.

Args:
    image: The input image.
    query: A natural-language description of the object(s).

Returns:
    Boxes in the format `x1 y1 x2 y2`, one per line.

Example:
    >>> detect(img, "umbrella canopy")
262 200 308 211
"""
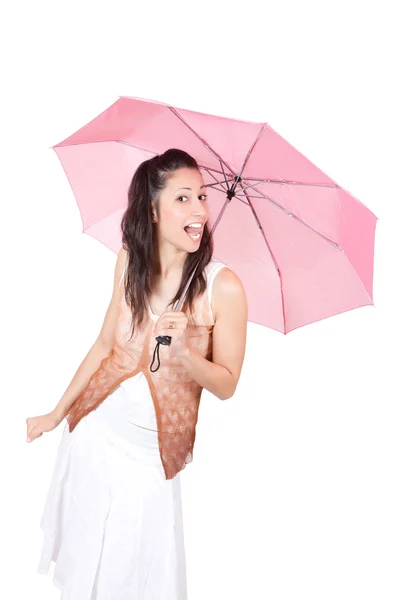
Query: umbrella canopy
52 95 378 334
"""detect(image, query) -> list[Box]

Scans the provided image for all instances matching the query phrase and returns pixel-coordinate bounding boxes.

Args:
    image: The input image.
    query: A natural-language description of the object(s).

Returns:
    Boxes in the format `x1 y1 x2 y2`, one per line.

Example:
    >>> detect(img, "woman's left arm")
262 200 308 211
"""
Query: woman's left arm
178 268 248 400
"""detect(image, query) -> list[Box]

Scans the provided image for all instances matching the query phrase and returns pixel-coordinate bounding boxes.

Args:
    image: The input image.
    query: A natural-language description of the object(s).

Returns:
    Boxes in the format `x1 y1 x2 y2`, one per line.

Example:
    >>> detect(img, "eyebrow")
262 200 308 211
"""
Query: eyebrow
174 185 207 192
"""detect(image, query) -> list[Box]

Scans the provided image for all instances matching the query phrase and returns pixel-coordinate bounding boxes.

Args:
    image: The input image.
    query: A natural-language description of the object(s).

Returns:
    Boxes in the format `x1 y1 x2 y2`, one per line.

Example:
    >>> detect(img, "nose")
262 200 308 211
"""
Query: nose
192 211 207 224
192 198 208 220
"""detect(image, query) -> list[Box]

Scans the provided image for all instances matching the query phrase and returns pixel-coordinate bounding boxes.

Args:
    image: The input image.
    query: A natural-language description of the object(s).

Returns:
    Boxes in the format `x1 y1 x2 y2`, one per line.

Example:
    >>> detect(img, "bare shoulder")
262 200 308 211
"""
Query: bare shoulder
96 245 128 349
212 266 248 321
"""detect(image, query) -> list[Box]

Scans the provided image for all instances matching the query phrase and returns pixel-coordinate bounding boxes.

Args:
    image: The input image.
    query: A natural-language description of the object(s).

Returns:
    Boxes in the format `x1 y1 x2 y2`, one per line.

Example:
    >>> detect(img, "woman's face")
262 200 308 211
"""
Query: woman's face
154 167 210 252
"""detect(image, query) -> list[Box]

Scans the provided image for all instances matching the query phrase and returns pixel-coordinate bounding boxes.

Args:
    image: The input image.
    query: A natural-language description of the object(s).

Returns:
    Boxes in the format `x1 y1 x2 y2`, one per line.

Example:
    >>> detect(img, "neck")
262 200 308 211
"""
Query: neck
153 242 188 281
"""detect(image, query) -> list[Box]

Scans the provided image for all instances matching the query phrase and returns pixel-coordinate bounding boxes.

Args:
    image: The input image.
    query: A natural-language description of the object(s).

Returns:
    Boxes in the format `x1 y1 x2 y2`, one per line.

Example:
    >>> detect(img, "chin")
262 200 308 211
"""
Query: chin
181 232 203 251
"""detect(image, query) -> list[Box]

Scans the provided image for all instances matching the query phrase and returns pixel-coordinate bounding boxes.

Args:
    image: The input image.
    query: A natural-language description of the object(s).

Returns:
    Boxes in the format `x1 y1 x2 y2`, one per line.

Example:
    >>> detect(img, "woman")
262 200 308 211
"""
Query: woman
27 148 248 599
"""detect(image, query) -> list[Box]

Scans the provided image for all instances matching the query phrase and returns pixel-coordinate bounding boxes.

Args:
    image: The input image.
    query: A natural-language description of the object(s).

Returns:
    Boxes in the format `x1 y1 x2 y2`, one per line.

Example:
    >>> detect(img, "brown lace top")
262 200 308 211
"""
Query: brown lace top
66 257 226 480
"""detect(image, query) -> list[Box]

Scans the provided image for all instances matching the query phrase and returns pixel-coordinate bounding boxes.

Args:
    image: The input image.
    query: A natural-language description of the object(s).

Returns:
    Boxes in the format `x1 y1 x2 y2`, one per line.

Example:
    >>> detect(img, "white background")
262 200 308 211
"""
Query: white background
1 1 399 598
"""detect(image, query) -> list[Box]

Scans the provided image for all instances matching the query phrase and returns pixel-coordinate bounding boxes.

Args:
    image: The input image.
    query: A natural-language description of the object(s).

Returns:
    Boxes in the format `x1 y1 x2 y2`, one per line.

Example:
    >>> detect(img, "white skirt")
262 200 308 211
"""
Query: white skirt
37 408 188 600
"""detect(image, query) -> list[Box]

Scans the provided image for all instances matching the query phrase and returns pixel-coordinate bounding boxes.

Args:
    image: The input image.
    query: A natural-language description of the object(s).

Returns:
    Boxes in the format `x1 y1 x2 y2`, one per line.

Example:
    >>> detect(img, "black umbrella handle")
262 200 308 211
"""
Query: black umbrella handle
155 334 172 346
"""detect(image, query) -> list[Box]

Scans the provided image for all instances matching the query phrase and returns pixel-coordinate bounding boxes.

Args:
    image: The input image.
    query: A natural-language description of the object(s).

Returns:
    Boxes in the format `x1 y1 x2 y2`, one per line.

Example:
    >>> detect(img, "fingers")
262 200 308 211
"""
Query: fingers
155 322 186 337
155 311 188 337
27 429 43 442
26 417 36 435
26 418 43 442
157 312 188 327
159 311 187 320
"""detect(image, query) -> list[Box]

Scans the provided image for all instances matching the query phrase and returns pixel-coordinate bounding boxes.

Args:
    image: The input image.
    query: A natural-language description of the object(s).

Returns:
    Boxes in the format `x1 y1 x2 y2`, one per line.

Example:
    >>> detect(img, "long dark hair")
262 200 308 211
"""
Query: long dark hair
120 148 214 341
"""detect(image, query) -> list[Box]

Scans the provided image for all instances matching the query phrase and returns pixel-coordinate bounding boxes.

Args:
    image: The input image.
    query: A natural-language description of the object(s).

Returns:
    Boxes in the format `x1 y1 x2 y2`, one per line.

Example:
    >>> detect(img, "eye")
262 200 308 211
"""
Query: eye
176 195 208 202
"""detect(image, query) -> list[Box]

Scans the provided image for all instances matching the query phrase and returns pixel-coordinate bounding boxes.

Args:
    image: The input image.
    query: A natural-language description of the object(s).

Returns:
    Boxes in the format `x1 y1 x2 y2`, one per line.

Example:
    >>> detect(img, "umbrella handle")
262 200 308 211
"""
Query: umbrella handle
155 334 172 346
149 259 201 372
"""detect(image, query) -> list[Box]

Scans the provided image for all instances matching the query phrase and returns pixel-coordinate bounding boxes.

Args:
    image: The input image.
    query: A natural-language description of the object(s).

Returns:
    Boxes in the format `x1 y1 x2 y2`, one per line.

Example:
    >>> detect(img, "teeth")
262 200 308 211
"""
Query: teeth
184 223 203 241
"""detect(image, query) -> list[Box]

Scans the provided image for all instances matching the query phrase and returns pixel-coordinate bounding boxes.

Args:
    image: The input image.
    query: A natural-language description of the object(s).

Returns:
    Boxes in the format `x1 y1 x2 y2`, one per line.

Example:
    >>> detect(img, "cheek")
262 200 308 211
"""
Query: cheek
160 206 185 233
163 206 179 222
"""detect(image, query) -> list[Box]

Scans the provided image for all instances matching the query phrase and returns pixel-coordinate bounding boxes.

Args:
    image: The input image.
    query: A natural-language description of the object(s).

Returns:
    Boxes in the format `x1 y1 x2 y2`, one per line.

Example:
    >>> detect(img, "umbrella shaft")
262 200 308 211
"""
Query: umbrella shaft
175 193 233 312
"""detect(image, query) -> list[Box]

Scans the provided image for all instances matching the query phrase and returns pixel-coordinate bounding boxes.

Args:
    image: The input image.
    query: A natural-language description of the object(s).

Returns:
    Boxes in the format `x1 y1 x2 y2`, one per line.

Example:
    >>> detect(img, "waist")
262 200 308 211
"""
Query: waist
84 408 162 465
98 380 158 430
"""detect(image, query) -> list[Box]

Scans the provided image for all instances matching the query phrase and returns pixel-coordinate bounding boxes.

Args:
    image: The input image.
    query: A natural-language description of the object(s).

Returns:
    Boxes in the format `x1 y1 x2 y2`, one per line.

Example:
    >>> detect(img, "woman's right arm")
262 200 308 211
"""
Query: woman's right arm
26 246 128 440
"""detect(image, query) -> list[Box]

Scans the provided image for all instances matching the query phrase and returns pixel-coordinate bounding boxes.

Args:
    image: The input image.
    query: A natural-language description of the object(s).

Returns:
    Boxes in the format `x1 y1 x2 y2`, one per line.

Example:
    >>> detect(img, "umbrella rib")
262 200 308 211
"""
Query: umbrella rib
230 123 343 250
116 140 246 201
244 177 339 189
237 124 268 180
196 163 248 207
235 179 269 195
239 183 343 251
233 121 339 190
200 170 252 206
232 124 296 336
238 183 288 334
240 182 374 308
117 139 237 193
235 179 339 196
117 140 159 156
118 129 339 245
196 164 233 178
117 141 251 212
199 167 251 205
117 138 337 191
168 107 236 179
200 166 231 191
205 180 230 192
218 158 233 191
83 205 127 233
209 185 252 206
198 164 251 206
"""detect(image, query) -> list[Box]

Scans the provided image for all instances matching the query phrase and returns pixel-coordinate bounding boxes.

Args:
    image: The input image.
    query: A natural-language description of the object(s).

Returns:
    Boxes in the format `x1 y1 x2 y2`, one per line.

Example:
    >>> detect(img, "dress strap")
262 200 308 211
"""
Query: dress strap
206 259 228 316
119 250 128 286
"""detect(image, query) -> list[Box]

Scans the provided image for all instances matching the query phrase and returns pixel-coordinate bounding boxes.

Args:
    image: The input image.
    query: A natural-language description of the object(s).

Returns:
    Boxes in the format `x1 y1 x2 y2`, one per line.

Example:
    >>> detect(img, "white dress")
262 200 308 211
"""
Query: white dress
37 258 227 600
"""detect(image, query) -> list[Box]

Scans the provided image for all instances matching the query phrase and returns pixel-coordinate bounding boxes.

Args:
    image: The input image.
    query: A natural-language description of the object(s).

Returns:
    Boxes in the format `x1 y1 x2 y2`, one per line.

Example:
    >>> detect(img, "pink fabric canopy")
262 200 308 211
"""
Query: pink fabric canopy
53 95 378 334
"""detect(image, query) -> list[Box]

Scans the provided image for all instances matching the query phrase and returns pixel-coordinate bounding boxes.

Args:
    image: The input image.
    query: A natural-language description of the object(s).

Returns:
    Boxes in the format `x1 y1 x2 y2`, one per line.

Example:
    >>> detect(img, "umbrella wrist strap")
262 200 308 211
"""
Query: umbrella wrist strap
150 341 161 372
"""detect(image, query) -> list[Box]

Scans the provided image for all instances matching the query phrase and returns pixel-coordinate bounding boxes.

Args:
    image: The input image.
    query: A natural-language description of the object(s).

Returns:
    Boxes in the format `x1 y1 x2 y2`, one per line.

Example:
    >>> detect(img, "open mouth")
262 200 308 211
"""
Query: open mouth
184 225 203 241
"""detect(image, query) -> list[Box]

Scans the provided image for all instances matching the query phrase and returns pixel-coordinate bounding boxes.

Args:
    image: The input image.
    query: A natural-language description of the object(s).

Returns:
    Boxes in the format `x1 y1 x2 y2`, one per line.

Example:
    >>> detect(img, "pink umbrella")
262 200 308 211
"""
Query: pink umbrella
52 95 378 335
